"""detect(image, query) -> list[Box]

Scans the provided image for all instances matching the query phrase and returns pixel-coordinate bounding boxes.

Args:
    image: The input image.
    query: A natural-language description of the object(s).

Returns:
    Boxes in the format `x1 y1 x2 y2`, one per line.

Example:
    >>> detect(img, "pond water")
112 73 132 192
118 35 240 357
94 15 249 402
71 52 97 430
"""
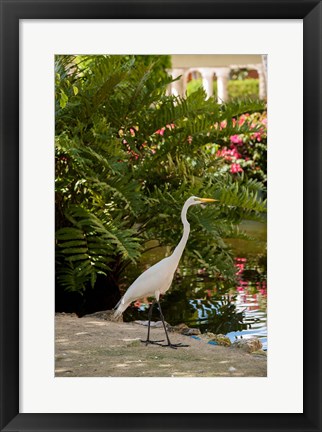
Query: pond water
123 220 267 350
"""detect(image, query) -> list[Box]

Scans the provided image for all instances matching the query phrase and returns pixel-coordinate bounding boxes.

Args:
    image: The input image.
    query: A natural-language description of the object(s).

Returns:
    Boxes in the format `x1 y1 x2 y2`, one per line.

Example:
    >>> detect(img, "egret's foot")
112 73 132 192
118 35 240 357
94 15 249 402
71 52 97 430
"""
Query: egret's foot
140 339 165 346
163 342 190 349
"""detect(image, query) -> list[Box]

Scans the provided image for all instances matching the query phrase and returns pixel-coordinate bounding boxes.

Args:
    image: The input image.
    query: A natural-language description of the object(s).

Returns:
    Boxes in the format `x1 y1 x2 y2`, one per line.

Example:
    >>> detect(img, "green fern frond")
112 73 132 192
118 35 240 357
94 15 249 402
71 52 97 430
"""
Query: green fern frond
218 98 266 120
64 205 142 263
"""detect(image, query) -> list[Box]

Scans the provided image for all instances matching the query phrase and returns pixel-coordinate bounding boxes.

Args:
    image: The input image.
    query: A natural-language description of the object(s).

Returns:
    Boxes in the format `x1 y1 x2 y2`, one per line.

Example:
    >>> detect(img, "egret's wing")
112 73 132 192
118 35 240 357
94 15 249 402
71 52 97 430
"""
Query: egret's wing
124 257 175 302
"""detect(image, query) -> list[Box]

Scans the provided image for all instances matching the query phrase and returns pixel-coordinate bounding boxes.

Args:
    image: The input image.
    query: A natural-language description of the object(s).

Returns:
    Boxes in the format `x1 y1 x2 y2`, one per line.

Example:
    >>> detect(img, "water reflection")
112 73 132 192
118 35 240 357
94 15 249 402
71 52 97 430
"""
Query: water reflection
123 221 267 350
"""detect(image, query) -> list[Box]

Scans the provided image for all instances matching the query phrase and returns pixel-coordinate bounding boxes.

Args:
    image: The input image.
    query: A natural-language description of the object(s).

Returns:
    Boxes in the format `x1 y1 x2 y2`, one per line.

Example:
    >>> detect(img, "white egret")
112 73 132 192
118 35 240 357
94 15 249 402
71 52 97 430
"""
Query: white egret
114 196 217 348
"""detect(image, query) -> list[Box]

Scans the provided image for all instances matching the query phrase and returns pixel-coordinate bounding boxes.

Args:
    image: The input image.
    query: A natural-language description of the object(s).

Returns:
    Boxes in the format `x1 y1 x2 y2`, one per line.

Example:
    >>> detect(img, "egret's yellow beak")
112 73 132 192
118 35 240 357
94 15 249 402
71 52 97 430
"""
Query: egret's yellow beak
198 198 218 203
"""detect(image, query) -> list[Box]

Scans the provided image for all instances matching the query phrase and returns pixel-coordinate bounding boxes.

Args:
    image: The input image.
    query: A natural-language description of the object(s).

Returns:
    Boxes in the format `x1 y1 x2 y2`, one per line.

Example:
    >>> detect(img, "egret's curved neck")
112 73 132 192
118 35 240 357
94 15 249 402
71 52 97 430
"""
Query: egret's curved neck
171 201 191 265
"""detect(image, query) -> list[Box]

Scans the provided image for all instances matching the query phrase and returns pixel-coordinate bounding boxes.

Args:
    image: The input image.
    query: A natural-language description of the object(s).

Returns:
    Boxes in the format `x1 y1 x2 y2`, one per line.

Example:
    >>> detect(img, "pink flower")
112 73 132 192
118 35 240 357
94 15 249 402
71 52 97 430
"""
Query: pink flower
155 124 174 135
236 257 247 262
155 127 165 136
230 135 243 145
230 163 243 174
217 147 241 160
251 132 262 142
229 146 241 159
238 114 249 126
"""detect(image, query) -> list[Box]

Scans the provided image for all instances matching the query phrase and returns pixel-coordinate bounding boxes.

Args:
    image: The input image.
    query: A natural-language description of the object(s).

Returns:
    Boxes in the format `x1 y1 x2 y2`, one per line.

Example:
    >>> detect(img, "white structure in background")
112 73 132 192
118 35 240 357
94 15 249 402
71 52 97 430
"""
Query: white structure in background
168 55 267 103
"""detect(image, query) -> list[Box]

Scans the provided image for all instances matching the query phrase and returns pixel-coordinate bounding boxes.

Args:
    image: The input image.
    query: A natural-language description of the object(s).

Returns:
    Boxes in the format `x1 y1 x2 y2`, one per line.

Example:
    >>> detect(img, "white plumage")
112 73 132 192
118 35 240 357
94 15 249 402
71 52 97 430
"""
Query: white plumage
113 195 217 348
114 257 176 317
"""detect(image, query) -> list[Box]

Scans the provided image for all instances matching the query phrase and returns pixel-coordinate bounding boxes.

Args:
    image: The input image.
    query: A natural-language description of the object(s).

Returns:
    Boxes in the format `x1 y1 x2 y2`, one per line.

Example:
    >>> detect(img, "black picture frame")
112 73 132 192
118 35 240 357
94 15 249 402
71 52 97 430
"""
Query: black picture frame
1 1 321 431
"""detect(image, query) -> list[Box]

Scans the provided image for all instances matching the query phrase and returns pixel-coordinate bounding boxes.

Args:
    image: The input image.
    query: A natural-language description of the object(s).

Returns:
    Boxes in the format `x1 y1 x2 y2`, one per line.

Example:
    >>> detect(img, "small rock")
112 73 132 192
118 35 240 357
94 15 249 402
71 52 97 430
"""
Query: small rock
205 332 216 339
169 323 189 332
170 323 201 335
210 334 231 347
232 337 262 353
181 327 201 336
228 366 237 372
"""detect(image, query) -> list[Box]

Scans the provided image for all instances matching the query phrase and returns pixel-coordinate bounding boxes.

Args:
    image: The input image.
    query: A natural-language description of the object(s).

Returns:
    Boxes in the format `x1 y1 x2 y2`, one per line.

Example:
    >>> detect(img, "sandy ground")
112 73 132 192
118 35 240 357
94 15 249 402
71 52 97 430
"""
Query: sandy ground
55 313 267 377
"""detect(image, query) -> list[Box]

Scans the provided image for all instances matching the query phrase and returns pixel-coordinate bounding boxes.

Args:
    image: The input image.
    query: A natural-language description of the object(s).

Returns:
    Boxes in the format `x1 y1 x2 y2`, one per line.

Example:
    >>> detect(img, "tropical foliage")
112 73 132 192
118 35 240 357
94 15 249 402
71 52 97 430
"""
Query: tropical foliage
55 55 267 312
214 111 267 185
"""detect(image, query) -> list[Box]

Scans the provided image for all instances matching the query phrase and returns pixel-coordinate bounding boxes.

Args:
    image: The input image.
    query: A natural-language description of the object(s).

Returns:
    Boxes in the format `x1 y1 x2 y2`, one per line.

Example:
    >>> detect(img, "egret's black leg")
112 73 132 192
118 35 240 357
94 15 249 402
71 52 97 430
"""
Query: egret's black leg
140 300 164 346
157 301 189 349
146 299 154 342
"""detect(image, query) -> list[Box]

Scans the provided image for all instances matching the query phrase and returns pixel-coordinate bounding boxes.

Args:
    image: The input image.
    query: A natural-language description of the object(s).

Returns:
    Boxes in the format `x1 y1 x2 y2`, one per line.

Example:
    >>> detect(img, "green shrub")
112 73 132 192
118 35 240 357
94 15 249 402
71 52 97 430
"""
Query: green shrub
228 79 259 100
186 78 259 100
186 78 216 97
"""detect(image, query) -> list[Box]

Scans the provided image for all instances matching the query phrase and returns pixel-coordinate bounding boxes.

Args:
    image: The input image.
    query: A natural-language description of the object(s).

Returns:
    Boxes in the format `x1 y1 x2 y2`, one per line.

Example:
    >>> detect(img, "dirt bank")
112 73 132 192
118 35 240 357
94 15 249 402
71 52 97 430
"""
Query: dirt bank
55 313 267 377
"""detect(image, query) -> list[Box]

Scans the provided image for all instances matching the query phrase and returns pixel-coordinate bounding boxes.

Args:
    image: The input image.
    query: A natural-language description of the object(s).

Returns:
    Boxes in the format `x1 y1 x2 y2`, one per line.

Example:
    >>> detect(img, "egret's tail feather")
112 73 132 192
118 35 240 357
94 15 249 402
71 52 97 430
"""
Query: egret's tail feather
113 296 131 318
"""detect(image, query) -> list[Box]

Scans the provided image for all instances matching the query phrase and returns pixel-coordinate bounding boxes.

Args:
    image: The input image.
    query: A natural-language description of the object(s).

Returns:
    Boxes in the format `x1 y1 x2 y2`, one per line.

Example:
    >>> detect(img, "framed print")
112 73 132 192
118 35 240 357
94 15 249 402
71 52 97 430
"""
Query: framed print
0 0 321 431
